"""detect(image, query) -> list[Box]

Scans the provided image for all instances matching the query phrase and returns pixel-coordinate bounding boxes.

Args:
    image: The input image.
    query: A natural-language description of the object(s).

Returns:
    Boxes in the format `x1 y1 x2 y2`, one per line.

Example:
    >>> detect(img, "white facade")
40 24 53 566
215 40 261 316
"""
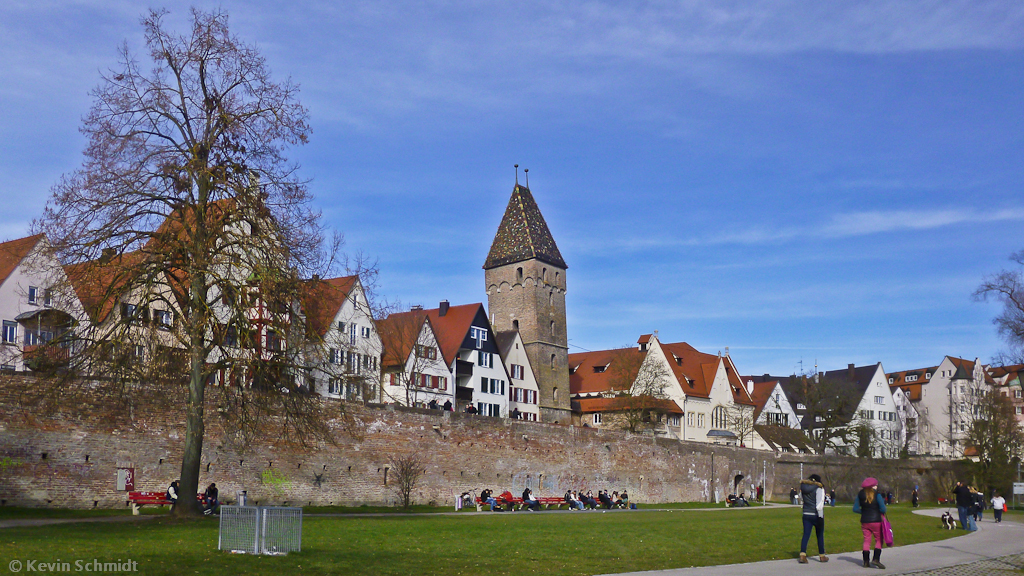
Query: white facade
313 281 382 401
907 357 988 458
847 364 903 458
498 331 541 421
0 236 85 372
755 382 801 429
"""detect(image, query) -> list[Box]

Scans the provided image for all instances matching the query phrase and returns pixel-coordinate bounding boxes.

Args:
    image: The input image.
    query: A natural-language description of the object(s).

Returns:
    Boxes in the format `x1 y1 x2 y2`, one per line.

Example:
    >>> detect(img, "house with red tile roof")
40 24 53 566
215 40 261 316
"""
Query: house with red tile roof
988 364 1024 426
301 275 381 401
376 310 453 409
569 334 756 445
0 234 85 372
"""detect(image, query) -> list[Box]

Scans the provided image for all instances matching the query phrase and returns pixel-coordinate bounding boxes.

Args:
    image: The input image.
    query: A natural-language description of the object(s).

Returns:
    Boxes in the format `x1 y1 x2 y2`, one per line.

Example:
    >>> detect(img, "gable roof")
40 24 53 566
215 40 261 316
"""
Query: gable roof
754 424 815 454
384 303 488 366
0 234 45 290
63 251 150 322
748 380 781 421
376 313 432 369
493 330 519 360
886 366 937 401
483 184 567 270
301 275 359 338
569 347 646 395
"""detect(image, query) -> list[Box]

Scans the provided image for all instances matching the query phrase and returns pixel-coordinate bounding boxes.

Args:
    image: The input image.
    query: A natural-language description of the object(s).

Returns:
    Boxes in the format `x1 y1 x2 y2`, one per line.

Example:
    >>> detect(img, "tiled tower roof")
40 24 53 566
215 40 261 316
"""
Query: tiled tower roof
483 184 567 270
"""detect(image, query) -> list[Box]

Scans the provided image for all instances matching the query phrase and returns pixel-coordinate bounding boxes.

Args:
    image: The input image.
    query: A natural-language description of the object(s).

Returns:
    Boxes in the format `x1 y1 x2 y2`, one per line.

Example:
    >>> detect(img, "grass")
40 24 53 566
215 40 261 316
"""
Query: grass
0 503 962 576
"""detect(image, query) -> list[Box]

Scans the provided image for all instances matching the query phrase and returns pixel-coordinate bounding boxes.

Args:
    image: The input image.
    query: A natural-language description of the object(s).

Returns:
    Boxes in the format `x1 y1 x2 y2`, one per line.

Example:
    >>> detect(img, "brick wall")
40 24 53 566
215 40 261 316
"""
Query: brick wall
0 374 953 509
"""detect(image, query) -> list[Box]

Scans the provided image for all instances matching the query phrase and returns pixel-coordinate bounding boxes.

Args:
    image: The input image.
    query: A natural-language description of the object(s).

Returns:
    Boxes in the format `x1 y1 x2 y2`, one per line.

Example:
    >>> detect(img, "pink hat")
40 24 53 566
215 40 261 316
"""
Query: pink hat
861 477 878 489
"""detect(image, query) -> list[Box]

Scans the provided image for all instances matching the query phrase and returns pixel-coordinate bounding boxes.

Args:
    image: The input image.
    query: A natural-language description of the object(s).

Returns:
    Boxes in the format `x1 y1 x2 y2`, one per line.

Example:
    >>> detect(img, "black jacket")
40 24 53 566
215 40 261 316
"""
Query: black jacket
856 490 884 524
953 484 973 508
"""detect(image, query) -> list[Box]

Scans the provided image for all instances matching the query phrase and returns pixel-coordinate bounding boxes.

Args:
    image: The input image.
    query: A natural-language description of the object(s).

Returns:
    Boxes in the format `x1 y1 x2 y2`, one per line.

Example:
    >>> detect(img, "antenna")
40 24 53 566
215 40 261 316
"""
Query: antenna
524 168 529 188
514 164 519 185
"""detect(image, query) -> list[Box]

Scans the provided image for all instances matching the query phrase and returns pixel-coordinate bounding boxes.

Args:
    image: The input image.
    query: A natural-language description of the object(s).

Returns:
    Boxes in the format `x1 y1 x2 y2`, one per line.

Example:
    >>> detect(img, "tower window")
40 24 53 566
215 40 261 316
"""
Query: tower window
542 268 547 282
516 267 523 282
549 291 553 306
550 321 555 336
512 319 519 331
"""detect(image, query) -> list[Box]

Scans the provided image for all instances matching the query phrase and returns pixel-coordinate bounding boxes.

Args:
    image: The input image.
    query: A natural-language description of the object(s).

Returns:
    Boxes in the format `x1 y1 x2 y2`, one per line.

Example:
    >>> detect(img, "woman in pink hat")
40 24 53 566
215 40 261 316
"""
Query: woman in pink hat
852 477 887 569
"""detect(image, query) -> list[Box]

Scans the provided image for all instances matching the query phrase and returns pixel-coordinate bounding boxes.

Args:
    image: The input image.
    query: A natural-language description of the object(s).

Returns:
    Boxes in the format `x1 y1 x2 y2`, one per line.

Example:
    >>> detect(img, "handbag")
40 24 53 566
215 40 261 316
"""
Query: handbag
1004 503 1009 512
881 514 894 547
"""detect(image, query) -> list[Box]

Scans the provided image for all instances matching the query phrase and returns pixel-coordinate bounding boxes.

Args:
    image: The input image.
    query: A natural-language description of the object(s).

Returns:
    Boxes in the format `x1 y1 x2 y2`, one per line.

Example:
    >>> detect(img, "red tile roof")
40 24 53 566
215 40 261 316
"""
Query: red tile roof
886 367 936 402
382 303 486 366
0 234 44 289
63 251 150 322
747 380 780 420
301 276 359 338
575 396 682 414
568 347 646 395
376 313 431 369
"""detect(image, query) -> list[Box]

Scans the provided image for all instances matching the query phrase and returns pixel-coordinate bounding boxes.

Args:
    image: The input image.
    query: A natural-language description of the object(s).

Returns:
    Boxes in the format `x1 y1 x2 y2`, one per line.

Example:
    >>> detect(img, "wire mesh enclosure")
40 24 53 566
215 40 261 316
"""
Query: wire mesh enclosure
218 506 302 555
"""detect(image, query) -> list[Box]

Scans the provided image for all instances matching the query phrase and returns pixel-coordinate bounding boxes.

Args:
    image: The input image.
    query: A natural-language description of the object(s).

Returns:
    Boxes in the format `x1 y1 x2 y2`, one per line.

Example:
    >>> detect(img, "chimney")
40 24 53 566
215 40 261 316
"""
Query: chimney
411 305 423 311
439 300 450 316
848 363 855 380
724 346 729 357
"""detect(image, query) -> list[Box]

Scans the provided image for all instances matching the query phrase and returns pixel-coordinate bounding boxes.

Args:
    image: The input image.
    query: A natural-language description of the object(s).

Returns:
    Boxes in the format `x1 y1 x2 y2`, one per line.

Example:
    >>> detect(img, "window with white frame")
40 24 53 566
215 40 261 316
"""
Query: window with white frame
328 379 341 395
477 402 501 417
711 406 727 429
480 377 504 395
697 413 705 427
361 326 371 338
686 412 694 427
906 375 917 382
469 326 487 349
155 309 172 330
874 395 884 404
329 348 342 364
415 344 437 359
1016 407 1023 415
349 323 356 345
593 413 602 424
337 321 345 332
510 364 524 379
1015 390 1022 399
27 286 39 304
478 351 493 368
668 415 681 427
2 321 16 344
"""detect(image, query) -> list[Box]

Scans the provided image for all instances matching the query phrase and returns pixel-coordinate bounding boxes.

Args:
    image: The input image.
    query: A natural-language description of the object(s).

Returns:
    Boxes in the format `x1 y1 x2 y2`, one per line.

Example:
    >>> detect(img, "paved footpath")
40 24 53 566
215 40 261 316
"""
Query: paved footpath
599 508 1024 576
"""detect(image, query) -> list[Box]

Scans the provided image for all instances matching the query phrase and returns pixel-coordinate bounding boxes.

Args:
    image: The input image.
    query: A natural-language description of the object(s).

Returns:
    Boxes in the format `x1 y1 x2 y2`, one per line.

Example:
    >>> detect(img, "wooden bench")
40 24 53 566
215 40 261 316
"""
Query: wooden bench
127 491 203 515
474 495 570 511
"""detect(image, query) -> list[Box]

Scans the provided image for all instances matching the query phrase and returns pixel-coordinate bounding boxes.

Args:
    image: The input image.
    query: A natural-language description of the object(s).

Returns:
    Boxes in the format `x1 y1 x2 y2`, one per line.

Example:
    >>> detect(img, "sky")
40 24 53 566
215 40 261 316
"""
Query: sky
2 1 1023 377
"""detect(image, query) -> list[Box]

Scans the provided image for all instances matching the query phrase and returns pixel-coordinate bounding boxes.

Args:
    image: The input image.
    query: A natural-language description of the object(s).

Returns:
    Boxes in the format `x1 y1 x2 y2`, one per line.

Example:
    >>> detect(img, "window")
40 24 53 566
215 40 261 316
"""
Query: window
766 413 788 427
668 415 681 427
478 351 493 368
593 413 602 424
516 267 523 283
361 326 371 338
416 345 437 359
512 319 519 331
0 364 14 371
549 292 554 306
27 286 38 304
888 377 894 384
523 412 538 422
550 321 555 336
925 373 932 379
337 321 346 332
43 289 52 307
542 268 547 282
510 364 524 379
132 344 145 360
477 403 501 417
686 412 694 427
266 330 282 352
328 379 341 395
480 377 505 395
906 375 917 382
550 354 556 369
697 413 705 428
329 348 342 364
1016 390 1022 399
1016 407 1023 415
2 321 16 344
23 330 38 346
470 326 488 349
796 403 806 410
711 406 727 429
874 396 884 405
155 310 172 330
349 323 356 345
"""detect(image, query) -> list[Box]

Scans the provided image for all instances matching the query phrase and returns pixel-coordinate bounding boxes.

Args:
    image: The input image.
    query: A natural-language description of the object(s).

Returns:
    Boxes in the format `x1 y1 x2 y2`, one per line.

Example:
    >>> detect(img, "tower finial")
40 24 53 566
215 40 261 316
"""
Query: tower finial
514 164 519 185
524 168 529 188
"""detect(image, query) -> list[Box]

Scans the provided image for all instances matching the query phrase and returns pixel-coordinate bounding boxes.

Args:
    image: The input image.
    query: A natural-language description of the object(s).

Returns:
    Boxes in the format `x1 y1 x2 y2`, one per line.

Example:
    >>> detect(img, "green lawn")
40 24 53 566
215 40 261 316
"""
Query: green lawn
0 504 961 576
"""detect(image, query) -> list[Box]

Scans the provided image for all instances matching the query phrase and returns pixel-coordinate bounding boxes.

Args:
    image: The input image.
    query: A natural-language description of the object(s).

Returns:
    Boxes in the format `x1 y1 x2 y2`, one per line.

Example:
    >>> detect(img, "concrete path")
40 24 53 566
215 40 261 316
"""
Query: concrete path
598 509 1024 576
0 515 157 529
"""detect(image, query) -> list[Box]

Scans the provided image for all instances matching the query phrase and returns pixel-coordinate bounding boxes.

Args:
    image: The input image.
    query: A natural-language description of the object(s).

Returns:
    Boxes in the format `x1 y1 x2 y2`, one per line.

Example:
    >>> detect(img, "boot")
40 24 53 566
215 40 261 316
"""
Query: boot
798 552 808 564
862 551 870 568
871 549 885 569
819 555 829 563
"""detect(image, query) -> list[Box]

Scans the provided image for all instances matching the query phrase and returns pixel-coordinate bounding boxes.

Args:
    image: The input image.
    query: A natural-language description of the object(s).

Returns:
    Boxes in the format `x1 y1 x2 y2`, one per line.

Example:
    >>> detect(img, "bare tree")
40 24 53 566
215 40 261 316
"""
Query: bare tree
975 251 1024 366
376 307 448 408
727 404 756 448
788 374 860 455
32 8 337 515
964 390 1024 495
387 454 427 509
608 349 672 433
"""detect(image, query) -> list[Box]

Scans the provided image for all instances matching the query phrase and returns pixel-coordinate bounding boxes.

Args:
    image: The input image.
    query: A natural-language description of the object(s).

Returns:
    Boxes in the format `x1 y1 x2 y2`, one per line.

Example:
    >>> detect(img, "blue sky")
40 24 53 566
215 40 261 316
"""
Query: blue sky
2 1 1023 376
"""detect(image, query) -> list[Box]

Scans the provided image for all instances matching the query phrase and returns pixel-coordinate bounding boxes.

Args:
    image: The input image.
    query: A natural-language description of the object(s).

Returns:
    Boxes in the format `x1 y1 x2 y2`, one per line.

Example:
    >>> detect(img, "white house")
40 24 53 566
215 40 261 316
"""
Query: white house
301 275 382 400
0 234 85 372
495 330 541 421
377 312 454 409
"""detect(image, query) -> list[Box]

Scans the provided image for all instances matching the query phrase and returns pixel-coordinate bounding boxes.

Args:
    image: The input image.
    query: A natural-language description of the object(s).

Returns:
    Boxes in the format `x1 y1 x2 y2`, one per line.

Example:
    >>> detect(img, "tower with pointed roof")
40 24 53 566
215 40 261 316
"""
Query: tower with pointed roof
484 183 571 422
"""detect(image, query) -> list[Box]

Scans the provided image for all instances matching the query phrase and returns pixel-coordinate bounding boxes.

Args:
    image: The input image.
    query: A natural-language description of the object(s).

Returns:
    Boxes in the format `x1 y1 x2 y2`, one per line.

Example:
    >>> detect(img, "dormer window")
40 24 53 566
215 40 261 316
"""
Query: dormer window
593 364 608 374
888 377 894 384
906 375 917 382
674 355 683 366
569 364 578 375
925 373 932 379
470 326 488 349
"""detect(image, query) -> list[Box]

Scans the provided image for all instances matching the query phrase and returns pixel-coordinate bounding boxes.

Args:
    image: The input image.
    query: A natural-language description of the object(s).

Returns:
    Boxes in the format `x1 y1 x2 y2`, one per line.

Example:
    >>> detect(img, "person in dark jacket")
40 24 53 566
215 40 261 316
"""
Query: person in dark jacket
522 488 540 511
853 477 888 569
952 481 976 531
598 490 614 509
798 474 828 564
166 480 179 504
203 483 219 514
973 488 985 522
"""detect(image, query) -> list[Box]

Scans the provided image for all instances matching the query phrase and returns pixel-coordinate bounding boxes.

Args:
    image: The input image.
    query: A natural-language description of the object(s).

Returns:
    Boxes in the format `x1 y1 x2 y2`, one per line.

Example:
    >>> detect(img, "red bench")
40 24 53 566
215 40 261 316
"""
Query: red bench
474 493 569 511
127 491 203 515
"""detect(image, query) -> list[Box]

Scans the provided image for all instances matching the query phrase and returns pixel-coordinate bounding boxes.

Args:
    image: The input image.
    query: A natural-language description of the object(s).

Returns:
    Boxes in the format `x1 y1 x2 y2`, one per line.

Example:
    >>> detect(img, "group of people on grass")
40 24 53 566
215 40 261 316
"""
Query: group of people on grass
475 487 630 511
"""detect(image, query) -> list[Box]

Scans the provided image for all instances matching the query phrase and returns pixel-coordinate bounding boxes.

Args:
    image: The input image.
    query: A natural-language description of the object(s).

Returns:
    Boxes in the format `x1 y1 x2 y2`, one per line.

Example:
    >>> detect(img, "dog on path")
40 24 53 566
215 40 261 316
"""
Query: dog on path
941 512 957 530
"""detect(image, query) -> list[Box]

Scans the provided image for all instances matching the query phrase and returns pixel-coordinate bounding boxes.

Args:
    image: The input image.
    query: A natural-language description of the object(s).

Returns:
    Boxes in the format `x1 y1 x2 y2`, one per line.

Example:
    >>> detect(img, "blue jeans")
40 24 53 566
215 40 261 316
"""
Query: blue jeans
801 515 825 554
957 506 976 531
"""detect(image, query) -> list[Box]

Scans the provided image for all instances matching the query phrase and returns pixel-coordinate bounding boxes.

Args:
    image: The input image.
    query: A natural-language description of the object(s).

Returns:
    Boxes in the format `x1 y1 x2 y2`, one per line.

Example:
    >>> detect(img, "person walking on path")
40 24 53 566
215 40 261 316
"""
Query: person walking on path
798 473 828 564
952 481 977 531
992 491 1006 523
853 477 887 569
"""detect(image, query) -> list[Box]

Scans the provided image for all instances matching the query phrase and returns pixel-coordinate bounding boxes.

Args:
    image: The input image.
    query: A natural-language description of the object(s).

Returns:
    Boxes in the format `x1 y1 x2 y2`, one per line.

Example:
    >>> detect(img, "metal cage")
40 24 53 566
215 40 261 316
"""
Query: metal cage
218 506 302 555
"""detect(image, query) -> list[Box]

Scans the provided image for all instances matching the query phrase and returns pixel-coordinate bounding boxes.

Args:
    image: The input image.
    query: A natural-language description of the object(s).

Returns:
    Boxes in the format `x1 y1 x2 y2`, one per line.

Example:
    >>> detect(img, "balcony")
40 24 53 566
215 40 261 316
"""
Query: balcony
455 359 474 378
22 344 71 371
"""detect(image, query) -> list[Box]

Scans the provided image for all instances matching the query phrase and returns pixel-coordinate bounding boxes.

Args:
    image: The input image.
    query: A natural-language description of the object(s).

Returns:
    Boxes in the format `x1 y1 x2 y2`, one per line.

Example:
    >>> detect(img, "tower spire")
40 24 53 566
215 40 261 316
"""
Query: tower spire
514 164 519 185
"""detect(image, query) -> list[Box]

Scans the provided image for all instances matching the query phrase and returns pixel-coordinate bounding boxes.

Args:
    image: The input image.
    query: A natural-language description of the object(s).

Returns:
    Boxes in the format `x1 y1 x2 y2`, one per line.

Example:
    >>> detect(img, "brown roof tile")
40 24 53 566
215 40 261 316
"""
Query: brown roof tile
483 184 566 270
0 234 44 289
575 396 683 414
301 276 359 338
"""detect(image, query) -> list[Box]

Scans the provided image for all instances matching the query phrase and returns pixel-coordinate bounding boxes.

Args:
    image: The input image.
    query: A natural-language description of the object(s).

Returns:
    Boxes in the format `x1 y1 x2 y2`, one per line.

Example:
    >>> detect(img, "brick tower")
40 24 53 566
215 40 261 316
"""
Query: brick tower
484 183 571 423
